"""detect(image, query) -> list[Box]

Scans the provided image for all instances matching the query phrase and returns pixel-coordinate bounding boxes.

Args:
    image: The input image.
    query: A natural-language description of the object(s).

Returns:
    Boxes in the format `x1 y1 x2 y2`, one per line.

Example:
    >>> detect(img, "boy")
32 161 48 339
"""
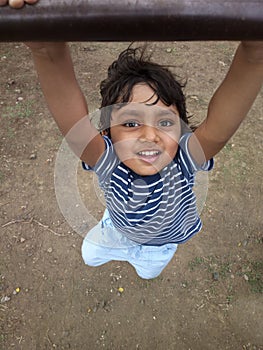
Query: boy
4 0 263 279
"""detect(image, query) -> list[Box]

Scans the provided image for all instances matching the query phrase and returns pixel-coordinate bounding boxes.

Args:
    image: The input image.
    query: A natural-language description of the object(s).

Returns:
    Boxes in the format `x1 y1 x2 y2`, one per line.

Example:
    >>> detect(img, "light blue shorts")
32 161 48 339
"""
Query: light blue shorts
81 209 178 279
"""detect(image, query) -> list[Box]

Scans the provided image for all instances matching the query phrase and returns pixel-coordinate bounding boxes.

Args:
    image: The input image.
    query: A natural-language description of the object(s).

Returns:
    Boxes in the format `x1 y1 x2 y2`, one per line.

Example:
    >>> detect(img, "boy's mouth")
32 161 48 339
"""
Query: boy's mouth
136 149 161 164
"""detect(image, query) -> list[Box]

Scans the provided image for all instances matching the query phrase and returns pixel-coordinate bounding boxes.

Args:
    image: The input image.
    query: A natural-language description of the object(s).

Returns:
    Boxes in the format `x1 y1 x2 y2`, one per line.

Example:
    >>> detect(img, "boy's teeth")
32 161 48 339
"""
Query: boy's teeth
138 151 159 156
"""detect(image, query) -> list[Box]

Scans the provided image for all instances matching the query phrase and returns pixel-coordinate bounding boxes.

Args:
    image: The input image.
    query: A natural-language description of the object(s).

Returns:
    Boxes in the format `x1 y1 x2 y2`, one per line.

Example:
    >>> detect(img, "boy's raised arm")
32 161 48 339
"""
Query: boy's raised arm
3 0 105 166
190 41 263 164
28 43 105 167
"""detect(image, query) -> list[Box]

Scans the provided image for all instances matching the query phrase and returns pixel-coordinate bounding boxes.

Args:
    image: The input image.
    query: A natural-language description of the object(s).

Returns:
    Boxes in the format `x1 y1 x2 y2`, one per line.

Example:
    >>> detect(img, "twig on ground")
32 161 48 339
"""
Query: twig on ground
2 218 32 228
45 329 57 348
1 217 68 237
33 218 68 237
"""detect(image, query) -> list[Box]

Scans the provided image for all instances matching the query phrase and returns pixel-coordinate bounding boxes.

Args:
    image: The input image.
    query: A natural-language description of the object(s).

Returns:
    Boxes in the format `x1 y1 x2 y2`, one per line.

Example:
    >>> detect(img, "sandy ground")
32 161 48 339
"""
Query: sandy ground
0 41 262 350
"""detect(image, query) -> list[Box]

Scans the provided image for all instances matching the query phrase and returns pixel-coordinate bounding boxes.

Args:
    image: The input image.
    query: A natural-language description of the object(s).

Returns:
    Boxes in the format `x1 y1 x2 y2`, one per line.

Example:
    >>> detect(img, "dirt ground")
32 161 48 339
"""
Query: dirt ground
0 41 262 350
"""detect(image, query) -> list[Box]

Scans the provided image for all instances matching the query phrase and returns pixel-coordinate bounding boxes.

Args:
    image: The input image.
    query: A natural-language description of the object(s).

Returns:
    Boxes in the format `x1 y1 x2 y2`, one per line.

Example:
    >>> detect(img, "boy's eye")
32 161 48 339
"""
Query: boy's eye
158 120 174 127
123 121 140 127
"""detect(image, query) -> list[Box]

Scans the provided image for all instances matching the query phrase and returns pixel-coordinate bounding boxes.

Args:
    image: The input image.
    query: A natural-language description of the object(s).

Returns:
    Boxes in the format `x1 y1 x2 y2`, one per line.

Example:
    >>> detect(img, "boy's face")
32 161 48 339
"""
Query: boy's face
110 84 181 176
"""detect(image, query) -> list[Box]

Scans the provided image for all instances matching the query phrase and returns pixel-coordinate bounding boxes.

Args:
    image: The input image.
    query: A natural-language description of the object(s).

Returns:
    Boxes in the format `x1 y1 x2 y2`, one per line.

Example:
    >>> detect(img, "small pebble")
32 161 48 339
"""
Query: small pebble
47 247 53 253
242 239 248 247
1 296 10 303
243 274 249 281
29 153 37 160
13 288 20 295
212 272 219 281
93 306 98 313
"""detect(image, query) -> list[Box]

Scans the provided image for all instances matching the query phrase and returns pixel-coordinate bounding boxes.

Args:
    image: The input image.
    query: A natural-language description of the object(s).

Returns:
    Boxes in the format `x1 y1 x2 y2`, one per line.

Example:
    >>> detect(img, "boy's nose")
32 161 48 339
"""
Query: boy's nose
139 125 160 142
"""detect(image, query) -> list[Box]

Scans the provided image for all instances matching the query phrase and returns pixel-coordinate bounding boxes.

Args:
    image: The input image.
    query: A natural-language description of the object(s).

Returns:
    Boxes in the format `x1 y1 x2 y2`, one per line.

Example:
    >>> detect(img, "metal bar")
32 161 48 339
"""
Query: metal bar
0 0 262 42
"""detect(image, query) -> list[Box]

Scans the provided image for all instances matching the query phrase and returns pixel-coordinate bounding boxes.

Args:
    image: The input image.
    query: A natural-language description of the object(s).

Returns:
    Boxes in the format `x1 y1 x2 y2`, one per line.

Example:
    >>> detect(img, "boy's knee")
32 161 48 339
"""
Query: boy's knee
81 239 108 267
133 266 162 280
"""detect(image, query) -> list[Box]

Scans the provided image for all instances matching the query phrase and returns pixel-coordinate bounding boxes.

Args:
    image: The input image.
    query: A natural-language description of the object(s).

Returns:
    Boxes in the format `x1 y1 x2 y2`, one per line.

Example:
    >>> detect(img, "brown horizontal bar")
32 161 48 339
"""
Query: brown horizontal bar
0 0 262 42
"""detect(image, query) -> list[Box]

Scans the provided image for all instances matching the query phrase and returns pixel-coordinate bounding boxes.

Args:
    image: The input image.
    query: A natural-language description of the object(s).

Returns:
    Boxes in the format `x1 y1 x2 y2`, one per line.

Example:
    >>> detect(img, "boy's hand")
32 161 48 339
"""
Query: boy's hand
0 0 38 9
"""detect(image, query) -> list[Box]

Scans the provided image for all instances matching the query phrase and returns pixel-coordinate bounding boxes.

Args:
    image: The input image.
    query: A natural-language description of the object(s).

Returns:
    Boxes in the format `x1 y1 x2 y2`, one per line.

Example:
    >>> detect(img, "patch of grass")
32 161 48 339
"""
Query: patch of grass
226 285 235 304
2 100 33 120
0 339 6 350
2 100 34 139
246 261 263 293
189 256 205 270
223 143 233 153
226 294 234 304
238 260 263 293
218 262 232 278
0 333 6 350
208 259 232 279
189 255 232 279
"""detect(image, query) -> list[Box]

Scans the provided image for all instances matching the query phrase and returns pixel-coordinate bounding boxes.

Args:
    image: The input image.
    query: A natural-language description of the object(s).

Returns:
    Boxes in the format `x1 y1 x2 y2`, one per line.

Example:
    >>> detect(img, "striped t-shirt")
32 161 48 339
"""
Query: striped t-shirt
83 133 213 246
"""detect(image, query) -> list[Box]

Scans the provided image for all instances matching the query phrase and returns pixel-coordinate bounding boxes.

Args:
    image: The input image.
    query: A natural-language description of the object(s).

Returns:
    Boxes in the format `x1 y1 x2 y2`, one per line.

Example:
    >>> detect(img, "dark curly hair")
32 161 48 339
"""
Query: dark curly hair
99 46 192 137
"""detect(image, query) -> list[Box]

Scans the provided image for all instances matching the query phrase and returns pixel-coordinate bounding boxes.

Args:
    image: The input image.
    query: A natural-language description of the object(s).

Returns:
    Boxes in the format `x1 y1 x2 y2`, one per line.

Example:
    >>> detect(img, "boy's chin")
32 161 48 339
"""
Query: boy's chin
133 169 160 176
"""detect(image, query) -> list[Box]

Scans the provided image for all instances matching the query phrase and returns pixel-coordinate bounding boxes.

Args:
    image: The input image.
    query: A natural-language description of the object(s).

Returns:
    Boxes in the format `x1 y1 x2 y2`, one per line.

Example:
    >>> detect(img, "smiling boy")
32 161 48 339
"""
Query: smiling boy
78 49 214 278
4 0 263 279
109 85 181 176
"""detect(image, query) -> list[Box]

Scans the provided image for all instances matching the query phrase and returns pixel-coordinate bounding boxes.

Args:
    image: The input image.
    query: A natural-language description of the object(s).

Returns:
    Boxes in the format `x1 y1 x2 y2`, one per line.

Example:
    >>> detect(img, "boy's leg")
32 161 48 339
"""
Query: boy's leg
81 222 112 266
82 209 178 279
81 209 136 267
127 244 178 279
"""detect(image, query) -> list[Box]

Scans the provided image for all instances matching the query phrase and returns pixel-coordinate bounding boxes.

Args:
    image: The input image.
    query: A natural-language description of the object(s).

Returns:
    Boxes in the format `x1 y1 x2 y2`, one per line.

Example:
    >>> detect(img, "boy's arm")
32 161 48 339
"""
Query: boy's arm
189 41 263 164
29 43 105 166
3 1 104 166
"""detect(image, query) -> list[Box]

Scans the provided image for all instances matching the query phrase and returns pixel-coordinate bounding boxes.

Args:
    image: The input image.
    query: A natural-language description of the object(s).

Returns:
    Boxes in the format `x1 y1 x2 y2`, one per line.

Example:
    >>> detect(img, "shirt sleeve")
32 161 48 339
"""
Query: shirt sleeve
82 136 119 190
178 132 214 177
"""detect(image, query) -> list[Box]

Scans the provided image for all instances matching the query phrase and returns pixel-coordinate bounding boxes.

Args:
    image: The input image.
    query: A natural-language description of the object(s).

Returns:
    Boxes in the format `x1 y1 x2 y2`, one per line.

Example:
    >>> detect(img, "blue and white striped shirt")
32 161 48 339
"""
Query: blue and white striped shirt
83 133 213 245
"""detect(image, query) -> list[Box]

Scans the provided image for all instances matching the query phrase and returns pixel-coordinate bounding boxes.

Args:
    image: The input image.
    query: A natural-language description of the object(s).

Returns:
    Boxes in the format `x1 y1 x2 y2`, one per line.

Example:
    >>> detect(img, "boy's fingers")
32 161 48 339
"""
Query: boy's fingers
8 0 24 8
0 0 8 7
0 0 38 7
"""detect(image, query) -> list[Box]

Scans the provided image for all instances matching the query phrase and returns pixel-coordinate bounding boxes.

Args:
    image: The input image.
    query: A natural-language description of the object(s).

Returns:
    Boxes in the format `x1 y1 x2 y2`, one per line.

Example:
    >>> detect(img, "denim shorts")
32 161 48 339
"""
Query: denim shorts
81 209 178 279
